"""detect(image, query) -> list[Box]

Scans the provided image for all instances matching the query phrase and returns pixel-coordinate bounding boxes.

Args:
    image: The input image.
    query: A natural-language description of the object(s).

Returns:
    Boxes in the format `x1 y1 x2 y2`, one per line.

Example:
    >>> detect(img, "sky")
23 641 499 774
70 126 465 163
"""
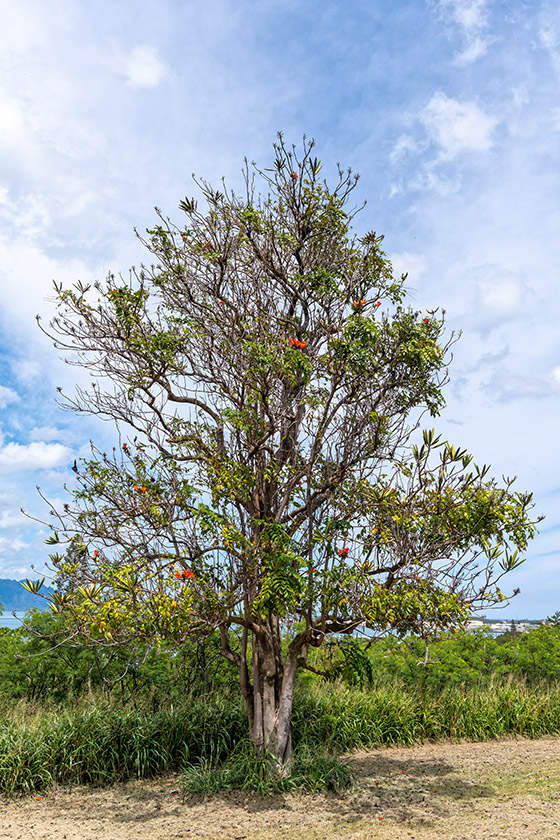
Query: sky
0 0 559 618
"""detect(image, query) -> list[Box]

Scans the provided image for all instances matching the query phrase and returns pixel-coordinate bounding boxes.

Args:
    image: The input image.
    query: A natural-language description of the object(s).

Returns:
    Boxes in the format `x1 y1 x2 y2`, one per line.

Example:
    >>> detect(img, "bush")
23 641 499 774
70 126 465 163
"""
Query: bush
0 611 238 705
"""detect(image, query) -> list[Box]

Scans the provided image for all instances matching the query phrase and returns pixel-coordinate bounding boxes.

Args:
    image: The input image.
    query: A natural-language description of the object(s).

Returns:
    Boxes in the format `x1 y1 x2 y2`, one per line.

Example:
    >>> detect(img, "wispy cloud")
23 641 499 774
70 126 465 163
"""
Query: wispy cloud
28 426 67 443
420 92 498 159
0 386 19 410
482 366 560 402
429 0 492 65
121 45 167 89
539 8 560 77
0 510 27 530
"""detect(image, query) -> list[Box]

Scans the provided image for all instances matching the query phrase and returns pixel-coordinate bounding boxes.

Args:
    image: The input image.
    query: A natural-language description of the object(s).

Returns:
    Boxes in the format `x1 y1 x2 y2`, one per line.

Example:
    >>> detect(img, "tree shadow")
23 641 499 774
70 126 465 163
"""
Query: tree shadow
83 749 496 830
317 751 495 826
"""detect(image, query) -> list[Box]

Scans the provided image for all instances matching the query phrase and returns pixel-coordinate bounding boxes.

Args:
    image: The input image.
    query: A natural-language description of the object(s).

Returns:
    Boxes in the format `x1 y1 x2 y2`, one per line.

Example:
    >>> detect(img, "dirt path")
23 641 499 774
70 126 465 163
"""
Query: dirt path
1 736 559 840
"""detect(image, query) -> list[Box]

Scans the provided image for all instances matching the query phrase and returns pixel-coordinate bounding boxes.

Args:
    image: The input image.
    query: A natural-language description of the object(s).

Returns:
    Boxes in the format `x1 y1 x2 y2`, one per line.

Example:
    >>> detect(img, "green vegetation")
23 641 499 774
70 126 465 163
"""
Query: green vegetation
314 623 560 690
1 613 560 795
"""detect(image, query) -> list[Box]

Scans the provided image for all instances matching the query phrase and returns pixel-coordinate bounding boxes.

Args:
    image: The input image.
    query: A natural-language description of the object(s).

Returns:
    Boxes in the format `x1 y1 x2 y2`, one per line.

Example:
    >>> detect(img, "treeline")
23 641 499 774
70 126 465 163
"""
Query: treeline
312 621 560 691
2 611 560 705
0 611 236 705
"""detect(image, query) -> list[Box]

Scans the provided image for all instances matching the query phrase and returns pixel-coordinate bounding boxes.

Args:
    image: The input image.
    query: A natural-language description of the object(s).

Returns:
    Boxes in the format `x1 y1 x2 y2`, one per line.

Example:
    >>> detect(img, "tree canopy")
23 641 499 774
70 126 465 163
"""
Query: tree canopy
30 136 540 771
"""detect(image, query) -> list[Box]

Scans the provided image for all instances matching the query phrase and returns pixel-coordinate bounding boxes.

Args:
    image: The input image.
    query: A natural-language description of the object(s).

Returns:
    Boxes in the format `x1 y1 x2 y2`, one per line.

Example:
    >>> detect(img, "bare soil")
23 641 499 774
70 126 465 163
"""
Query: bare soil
1 736 559 840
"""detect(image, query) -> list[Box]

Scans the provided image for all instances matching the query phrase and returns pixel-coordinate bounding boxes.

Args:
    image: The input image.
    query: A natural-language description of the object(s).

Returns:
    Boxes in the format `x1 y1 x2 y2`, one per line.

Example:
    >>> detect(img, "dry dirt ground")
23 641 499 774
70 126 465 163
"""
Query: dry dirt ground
1 736 559 840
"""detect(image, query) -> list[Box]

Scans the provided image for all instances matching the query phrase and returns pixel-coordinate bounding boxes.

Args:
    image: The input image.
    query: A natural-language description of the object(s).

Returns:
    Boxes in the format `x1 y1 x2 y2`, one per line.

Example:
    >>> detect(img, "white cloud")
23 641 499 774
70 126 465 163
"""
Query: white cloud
456 35 488 65
0 441 72 473
389 133 419 164
540 13 560 79
0 1 45 57
445 0 488 32
28 426 66 443
551 366 560 388
540 22 558 54
123 46 166 89
0 510 27 529
431 0 491 65
0 534 28 555
0 98 25 145
483 368 556 402
421 92 498 159
0 386 19 409
478 273 522 318
390 252 427 292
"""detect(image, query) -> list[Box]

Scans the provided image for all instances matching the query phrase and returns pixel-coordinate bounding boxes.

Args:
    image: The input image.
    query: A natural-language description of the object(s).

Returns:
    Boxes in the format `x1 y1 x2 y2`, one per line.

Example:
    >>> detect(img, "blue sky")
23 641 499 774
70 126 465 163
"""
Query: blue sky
0 0 559 618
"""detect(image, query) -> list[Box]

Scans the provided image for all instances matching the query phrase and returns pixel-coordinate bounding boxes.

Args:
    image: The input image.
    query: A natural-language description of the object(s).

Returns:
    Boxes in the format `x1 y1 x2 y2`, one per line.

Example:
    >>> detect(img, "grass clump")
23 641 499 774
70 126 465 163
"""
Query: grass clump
292 678 560 750
181 742 354 796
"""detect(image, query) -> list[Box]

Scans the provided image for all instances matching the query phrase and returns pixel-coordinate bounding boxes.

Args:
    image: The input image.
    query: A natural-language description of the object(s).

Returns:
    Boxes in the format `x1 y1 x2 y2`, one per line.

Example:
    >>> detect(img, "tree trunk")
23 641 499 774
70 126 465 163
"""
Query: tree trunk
220 621 307 776
246 630 300 775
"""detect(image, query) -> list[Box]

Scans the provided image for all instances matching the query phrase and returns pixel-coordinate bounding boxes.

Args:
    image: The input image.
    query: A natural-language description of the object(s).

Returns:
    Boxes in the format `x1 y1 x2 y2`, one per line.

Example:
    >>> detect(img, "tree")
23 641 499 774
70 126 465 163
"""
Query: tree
31 136 540 773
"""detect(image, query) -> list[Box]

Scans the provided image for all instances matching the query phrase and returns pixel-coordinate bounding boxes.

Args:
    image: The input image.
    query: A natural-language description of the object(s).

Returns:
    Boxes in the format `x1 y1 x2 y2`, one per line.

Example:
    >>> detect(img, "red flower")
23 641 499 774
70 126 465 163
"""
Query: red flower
174 572 182 579
338 547 349 557
361 299 366 305
93 550 99 557
182 569 194 579
300 340 307 348
291 171 298 180
122 443 127 449
423 318 430 323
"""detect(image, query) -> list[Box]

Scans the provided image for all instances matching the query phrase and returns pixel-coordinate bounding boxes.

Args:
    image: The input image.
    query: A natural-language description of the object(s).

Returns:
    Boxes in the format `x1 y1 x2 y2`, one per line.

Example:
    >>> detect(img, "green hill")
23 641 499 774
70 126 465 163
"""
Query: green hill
0 579 50 612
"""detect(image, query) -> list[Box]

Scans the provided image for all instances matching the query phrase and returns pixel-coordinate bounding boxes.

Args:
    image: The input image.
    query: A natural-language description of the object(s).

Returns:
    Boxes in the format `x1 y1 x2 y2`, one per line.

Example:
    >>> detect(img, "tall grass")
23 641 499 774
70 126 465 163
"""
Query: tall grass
0 694 247 795
1 678 560 795
292 678 560 749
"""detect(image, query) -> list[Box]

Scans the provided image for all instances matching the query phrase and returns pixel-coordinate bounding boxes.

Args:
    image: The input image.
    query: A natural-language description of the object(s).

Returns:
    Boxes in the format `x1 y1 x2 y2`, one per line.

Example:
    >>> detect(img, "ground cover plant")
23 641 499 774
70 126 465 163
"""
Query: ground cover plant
25 135 540 776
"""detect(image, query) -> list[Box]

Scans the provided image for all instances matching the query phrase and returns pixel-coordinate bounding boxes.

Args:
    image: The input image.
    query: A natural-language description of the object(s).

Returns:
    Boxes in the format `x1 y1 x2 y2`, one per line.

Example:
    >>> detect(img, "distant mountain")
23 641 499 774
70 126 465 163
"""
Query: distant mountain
0 579 51 612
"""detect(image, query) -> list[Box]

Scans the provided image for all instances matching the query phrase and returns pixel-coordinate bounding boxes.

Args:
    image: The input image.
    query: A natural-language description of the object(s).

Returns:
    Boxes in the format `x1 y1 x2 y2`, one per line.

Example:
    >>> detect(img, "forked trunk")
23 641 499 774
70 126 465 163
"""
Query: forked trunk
247 631 300 775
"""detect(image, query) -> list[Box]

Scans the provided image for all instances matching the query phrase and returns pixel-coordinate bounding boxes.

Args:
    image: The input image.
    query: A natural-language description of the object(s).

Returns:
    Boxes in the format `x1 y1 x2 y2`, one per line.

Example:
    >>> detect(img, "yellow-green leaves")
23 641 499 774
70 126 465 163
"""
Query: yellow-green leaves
362 579 470 635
